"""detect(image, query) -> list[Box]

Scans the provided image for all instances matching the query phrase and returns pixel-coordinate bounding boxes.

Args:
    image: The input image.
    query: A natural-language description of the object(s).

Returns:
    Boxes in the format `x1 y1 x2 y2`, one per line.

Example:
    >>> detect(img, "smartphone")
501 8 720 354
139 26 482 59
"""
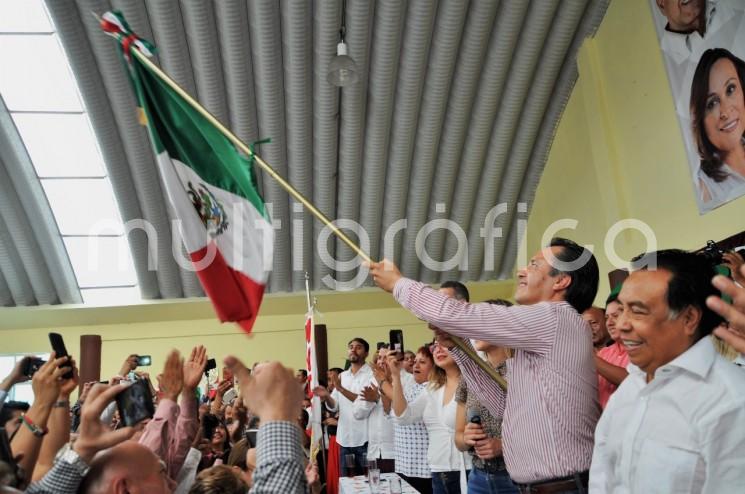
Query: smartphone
48 332 74 379
0 429 20 486
22 357 46 378
245 428 258 448
389 329 404 357
204 358 217 375
202 413 221 440
136 355 152 366
115 378 155 427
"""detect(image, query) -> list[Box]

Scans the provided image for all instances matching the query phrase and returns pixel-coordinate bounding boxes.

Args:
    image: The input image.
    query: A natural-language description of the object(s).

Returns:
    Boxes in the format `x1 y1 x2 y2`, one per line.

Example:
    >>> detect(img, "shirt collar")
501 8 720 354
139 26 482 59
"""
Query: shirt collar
626 336 716 381
659 336 716 379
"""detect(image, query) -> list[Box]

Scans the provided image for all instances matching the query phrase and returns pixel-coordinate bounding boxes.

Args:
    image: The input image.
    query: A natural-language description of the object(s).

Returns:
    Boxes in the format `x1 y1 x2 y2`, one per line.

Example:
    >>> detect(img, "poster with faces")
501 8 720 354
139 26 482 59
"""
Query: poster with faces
649 0 745 213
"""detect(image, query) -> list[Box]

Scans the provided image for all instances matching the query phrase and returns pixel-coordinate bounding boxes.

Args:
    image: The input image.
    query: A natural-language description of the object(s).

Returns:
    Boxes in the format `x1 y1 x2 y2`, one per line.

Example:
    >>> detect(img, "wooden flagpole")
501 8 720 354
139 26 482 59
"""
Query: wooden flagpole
125 41 506 391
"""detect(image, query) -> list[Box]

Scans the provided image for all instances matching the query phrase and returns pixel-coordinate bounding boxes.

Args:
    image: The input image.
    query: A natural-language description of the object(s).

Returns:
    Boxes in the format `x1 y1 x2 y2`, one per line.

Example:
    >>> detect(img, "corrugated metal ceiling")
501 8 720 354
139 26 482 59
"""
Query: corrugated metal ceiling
1 0 609 306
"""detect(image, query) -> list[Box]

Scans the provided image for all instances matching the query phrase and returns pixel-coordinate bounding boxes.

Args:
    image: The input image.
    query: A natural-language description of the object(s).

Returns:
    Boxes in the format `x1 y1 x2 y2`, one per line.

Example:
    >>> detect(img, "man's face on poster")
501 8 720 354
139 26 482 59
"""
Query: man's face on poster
657 0 703 33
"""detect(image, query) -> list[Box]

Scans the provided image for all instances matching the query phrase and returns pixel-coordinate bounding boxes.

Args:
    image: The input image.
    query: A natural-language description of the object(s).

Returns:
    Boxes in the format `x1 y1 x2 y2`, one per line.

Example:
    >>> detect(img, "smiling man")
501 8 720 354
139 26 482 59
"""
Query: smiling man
369 237 600 493
583 306 611 351
589 249 745 493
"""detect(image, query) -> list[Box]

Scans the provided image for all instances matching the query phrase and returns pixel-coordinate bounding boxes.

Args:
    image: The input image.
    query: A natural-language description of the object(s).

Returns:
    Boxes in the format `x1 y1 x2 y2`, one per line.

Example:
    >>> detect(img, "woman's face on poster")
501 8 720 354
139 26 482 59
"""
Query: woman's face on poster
703 58 745 157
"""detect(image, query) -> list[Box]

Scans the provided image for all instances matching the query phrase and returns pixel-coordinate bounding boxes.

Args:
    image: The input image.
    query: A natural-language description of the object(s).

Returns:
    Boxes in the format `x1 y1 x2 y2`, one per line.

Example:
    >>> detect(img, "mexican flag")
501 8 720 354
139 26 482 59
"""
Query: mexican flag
108 13 273 333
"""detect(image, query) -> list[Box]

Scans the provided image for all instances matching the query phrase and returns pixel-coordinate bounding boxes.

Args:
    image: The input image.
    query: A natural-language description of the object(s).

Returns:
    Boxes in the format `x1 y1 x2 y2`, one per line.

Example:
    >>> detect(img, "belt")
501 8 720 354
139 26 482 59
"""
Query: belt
473 456 507 473
516 471 589 494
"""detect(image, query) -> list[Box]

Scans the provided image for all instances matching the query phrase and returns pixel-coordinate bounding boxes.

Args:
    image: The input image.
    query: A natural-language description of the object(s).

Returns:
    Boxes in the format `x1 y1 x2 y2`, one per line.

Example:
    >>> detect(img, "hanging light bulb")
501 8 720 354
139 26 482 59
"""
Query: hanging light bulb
327 39 358 87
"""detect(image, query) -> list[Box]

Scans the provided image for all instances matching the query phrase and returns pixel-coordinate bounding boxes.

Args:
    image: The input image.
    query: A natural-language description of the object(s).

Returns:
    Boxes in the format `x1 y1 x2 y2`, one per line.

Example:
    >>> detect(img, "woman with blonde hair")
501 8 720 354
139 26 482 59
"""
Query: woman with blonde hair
387 343 470 494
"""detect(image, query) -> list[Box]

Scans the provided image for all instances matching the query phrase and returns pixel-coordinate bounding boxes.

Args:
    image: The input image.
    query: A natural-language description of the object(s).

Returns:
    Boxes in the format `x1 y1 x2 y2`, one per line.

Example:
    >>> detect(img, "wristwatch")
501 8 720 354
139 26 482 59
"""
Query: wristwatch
54 443 91 477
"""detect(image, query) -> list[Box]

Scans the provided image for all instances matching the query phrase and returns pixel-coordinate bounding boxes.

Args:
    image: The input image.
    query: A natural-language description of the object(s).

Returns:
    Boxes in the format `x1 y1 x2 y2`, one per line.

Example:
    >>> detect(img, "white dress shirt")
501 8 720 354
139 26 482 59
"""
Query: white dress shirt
590 337 745 493
327 363 374 448
353 396 395 460
393 384 472 473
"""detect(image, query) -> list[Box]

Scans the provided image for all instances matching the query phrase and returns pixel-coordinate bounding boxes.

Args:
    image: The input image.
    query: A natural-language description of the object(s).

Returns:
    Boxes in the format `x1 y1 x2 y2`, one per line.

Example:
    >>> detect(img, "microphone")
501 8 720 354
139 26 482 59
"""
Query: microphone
466 408 482 452
467 408 481 425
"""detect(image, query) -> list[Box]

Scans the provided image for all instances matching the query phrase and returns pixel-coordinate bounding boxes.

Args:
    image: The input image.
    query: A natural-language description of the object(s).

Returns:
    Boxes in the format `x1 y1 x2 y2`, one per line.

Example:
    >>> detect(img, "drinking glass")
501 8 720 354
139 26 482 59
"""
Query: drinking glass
389 476 403 494
367 468 381 493
344 454 356 477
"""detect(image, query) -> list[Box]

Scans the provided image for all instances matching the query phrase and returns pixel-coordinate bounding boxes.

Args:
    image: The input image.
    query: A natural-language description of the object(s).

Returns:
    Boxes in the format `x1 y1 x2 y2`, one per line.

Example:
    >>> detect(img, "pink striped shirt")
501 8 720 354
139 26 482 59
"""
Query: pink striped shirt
394 278 599 484
596 342 629 409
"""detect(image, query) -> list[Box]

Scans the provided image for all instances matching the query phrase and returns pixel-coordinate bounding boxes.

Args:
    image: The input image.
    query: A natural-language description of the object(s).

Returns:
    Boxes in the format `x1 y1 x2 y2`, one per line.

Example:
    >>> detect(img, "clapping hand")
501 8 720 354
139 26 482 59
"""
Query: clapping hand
359 384 380 403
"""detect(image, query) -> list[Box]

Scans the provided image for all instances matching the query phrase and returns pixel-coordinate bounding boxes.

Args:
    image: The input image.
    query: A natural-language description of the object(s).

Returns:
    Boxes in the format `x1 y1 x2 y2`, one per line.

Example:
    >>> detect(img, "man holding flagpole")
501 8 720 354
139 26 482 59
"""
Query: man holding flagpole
368 238 600 493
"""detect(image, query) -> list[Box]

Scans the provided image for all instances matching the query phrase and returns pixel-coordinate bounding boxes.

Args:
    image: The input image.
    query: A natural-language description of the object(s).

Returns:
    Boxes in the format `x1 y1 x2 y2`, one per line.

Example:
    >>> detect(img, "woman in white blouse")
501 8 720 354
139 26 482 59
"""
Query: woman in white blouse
388 342 471 494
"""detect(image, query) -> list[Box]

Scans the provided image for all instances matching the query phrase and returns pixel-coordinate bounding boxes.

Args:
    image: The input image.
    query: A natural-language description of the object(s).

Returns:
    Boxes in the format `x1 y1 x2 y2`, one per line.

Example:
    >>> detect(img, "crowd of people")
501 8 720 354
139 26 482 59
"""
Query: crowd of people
1 237 745 493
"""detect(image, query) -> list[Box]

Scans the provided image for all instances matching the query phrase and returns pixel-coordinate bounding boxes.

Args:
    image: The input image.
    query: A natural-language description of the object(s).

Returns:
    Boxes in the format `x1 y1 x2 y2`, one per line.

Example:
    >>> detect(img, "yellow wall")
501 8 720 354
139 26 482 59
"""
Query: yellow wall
526 0 745 302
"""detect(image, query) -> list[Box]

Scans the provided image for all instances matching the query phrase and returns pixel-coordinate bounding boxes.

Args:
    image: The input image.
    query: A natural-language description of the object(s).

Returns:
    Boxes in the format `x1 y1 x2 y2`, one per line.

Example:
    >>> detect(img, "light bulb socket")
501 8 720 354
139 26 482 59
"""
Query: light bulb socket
337 41 349 56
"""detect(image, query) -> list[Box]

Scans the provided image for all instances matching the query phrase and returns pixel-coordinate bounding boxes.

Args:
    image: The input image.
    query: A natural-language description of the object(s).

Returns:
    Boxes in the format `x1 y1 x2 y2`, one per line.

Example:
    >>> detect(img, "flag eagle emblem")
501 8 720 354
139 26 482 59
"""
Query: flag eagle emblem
187 181 229 237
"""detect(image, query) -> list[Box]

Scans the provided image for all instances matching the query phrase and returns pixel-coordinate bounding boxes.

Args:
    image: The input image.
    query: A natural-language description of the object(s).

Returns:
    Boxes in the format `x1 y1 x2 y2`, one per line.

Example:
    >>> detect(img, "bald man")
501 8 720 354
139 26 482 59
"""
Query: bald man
582 306 610 351
79 442 175 494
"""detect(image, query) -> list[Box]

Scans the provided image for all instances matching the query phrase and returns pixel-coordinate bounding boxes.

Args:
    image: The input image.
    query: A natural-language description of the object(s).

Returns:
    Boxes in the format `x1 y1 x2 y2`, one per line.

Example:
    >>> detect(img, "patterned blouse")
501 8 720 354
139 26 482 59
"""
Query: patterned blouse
455 361 508 472
393 371 431 478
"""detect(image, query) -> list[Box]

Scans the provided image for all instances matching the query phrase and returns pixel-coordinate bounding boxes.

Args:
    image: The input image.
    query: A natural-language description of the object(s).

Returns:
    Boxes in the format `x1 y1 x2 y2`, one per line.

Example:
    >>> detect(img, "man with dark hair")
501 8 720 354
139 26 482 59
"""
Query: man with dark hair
582 306 610 351
314 338 374 477
439 280 470 302
0 401 29 438
590 250 745 492
594 293 629 409
369 238 599 492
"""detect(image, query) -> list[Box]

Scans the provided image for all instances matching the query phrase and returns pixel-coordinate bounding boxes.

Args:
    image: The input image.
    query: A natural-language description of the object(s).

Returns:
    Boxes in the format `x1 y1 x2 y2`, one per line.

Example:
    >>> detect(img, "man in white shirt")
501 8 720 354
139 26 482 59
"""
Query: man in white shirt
316 338 374 476
590 249 745 493
354 349 395 473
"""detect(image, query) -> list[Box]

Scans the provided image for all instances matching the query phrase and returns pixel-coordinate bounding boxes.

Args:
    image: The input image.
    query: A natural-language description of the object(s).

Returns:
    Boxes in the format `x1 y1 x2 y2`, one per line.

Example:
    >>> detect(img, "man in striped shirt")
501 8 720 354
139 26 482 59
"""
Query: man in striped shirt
369 238 600 493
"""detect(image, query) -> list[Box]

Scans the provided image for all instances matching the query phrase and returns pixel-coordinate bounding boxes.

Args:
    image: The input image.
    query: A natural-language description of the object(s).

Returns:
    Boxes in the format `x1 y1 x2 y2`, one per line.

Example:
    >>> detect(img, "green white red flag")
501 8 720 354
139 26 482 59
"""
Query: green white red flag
101 11 273 332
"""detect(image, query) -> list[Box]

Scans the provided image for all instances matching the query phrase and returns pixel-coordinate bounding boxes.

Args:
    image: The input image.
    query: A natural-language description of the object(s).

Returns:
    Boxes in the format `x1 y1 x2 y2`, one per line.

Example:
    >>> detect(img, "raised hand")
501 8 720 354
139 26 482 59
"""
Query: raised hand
73 383 136 463
215 379 233 397
223 355 251 384
1 356 31 392
118 354 138 377
32 353 70 408
385 352 403 377
159 350 184 402
242 362 304 422
367 259 403 293
184 345 208 391
723 252 745 286
709 264 745 353
59 358 80 398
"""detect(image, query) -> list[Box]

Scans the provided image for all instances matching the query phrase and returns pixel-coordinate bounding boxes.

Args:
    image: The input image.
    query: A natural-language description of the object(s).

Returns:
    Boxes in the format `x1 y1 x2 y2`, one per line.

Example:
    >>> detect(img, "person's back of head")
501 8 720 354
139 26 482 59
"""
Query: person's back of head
0 402 29 428
79 442 173 494
440 281 470 302
548 237 599 314
188 465 249 494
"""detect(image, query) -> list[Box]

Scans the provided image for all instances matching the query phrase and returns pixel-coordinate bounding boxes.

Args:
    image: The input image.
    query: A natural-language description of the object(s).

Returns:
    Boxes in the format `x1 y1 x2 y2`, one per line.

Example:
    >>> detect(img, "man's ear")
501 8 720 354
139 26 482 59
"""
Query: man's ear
656 0 665 12
680 305 703 339
553 273 572 292
113 477 129 494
